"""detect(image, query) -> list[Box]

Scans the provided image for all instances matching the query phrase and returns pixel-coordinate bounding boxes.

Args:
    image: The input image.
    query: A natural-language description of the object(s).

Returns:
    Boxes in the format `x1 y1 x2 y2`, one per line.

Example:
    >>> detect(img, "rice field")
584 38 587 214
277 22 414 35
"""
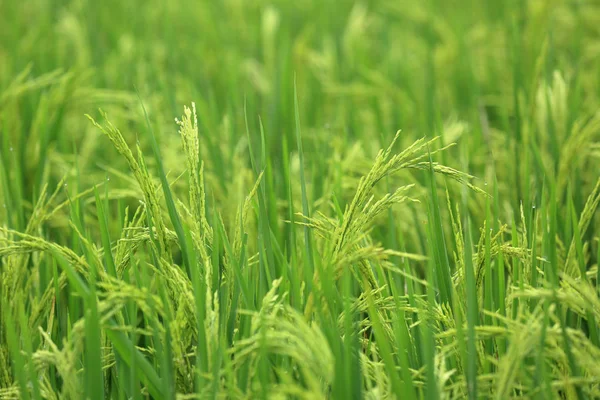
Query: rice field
1 0 600 398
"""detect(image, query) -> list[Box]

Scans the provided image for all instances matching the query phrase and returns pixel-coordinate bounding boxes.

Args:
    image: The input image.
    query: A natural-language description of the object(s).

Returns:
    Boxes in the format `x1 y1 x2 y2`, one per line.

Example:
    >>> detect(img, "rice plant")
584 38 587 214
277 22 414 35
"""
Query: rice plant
1 0 599 398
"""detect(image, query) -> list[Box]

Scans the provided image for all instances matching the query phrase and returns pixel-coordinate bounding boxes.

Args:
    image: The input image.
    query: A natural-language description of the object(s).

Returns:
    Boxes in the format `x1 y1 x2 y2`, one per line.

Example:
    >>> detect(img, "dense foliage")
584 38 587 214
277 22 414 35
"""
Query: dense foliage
1 0 600 398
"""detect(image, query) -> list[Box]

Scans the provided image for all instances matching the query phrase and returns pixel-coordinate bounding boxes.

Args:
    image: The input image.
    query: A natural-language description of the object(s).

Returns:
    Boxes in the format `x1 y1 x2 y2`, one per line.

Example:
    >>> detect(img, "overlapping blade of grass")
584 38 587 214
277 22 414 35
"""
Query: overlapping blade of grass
463 219 479 400
568 189 599 347
339 268 364 400
365 288 407 397
422 247 440 400
245 109 277 297
426 151 453 307
2 298 32 400
493 175 507 357
50 246 164 399
294 79 316 312
138 94 192 275
94 187 117 278
84 258 104 400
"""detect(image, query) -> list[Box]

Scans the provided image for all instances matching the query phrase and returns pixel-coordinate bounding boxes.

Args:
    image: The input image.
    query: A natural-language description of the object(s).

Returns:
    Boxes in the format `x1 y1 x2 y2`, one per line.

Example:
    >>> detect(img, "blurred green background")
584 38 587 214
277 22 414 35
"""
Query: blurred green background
2 0 599 221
